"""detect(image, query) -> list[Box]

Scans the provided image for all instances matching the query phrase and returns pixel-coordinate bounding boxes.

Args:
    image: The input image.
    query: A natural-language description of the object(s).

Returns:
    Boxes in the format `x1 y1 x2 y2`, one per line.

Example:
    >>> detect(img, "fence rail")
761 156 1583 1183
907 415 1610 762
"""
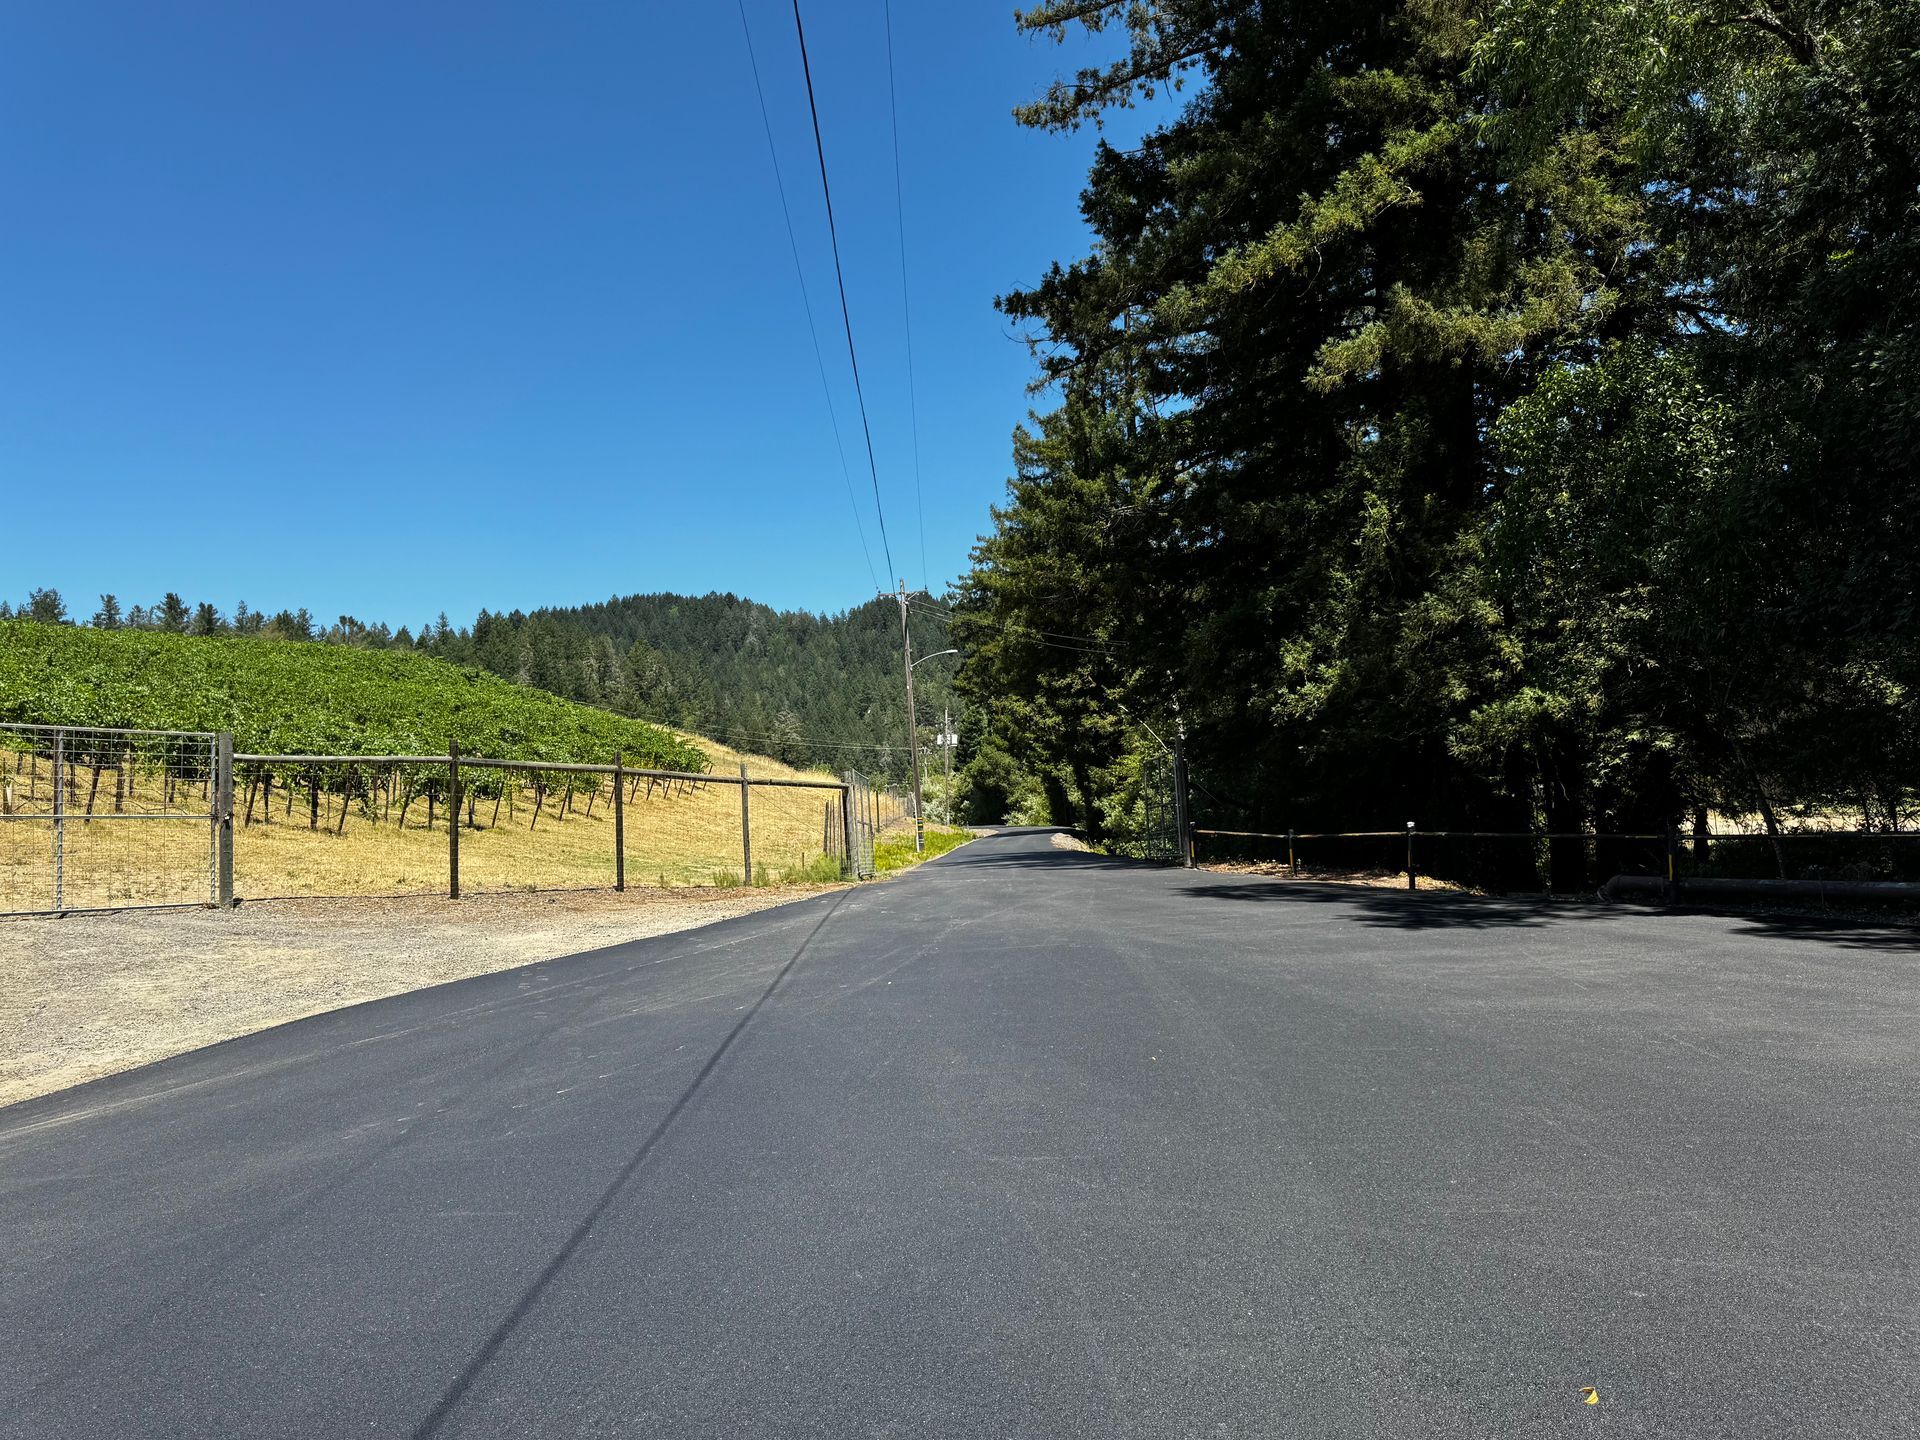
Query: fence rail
1190 823 1920 894
3 726 910 916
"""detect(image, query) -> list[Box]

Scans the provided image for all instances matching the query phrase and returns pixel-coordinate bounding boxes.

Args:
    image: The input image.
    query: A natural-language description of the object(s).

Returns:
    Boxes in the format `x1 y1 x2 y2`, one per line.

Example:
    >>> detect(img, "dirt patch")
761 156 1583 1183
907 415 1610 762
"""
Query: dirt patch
1050 832 1091 852
0 884 843 1108
1200 860 1466 892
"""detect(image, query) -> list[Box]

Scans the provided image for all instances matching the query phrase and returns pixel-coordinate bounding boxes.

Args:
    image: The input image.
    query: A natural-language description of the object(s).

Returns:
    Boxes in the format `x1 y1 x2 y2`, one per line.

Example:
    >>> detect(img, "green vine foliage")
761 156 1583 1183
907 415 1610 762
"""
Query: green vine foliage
0 620 705 773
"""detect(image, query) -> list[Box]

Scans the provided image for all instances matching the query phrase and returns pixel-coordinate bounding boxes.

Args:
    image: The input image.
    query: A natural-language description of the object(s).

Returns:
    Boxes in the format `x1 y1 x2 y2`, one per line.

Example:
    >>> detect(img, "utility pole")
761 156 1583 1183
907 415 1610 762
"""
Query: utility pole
896 579 925 852
942 705 953 791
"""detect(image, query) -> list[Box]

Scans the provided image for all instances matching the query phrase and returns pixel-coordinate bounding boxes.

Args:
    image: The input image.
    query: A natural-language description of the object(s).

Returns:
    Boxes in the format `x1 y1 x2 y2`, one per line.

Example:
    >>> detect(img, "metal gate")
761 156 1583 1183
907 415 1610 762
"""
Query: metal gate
0 723 226 915
842 768 879 879
1135 751 1184 862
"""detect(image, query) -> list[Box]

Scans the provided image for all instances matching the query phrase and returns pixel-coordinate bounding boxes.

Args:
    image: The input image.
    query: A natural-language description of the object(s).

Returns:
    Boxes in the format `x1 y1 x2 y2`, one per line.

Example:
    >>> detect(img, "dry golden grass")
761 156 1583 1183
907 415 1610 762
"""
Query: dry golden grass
0 743 907 909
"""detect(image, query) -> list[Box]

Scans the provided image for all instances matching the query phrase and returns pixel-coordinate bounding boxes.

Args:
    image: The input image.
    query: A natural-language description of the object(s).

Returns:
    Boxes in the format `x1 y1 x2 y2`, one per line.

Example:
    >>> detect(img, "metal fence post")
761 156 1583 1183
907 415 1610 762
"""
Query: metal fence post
739 762 752 884
1406 821 1417 890
216 732 234 908
613 750 626 892
1288 828 1297 876
448 740 461 900
51 729 64 911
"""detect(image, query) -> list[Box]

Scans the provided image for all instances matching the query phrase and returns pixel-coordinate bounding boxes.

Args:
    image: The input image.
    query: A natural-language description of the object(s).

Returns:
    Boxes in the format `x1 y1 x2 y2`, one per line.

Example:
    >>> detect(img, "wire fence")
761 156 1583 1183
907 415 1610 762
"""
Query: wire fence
1192 824 1920 895
1 724 914 915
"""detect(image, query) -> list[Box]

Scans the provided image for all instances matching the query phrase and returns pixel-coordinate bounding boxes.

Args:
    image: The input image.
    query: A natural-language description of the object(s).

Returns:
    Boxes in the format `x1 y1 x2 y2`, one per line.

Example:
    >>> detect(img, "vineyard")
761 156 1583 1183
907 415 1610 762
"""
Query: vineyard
0 622 899 905
0 620 706 770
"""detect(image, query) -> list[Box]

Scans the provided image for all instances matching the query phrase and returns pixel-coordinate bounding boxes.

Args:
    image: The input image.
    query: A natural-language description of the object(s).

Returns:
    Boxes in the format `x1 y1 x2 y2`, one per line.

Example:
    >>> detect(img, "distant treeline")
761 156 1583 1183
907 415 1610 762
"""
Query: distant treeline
9 587 953 781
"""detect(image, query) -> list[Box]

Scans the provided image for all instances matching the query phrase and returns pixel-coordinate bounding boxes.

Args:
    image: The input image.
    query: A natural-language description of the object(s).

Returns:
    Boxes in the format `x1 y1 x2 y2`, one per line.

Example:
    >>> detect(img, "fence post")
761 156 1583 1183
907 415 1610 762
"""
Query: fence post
614 750 625 892
216 732 234 908
51 729 64 911
1288 828 1297 877
448 741 461 900
739 762 752 885
1406 821 1417 891
1666 822 1679 900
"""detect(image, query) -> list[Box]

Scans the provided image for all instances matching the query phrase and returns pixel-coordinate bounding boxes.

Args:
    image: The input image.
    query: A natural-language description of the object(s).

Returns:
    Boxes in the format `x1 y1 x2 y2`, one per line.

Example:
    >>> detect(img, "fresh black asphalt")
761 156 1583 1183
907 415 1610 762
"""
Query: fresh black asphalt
1 828 1915 1437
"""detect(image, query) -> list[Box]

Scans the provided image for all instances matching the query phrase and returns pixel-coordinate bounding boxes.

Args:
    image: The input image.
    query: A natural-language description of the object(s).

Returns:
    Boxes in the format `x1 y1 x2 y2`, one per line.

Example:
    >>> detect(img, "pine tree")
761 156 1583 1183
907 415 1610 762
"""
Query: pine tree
27 589 69 624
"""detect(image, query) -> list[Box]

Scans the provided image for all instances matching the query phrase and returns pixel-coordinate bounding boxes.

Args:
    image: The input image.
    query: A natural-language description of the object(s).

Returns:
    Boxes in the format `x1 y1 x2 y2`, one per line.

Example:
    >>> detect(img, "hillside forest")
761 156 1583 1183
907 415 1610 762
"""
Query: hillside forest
3 587 952 784
952 0 1918 866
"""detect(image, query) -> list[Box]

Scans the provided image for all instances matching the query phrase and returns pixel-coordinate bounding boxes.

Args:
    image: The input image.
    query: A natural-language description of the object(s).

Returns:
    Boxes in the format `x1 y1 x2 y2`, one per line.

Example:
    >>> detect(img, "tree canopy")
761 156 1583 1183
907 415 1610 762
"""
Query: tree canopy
955 0 1917 849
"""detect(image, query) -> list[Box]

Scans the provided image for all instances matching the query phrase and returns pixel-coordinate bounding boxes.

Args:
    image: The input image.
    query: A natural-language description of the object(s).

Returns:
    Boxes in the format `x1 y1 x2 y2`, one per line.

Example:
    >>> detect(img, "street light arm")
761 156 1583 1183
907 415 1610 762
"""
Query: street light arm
909 648 959 670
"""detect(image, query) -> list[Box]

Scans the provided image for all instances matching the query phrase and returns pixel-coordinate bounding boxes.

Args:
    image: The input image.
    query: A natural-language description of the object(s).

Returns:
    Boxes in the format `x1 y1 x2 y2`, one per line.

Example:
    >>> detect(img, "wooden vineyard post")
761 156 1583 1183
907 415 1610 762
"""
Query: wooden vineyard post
448 741 461 900
840 785 855 878
739 762 752 885
614 751 625 893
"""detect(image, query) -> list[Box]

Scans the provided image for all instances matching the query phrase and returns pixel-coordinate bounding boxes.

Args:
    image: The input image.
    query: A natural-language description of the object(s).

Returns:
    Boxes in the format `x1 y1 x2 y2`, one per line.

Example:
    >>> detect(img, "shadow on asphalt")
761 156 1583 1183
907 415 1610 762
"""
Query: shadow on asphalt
1179 881 1552 930
941 835 1156 874
1177 875 1919 950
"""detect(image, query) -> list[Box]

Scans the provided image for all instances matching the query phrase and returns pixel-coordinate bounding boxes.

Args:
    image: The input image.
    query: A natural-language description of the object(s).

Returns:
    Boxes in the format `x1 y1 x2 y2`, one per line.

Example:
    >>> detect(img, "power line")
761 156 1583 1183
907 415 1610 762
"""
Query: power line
791 0 896 583
734 0 879 594
881 0 928 590
907 597 1116 653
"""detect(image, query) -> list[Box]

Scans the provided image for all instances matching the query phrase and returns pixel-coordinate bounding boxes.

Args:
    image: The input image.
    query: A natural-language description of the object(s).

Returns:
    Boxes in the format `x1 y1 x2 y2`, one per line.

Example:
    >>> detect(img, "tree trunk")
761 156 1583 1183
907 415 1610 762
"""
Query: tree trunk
1541 739 1588 893
1756 791 1788 879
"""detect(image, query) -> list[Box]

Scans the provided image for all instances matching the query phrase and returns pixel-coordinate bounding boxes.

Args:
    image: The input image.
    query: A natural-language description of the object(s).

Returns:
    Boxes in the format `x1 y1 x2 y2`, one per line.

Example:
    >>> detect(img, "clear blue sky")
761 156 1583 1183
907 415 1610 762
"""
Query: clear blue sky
1 2 1164 628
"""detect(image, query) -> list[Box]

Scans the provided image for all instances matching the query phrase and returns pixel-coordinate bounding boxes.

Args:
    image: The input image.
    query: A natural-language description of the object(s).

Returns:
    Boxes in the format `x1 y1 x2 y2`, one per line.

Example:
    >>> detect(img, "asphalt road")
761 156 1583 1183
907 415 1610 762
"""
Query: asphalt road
2 828 1915 1438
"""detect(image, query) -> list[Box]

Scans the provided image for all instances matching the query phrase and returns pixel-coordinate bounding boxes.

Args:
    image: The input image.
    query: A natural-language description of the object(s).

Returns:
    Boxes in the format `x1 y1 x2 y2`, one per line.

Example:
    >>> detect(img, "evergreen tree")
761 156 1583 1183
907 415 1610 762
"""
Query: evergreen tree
158 592 190 633
91 594 123 629
27 589 69 624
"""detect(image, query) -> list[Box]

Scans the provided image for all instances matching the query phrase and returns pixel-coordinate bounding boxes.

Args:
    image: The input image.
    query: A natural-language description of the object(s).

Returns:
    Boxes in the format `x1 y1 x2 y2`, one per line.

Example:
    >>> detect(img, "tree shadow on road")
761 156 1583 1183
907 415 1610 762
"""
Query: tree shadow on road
936 831 1156 874
1179 878 1556 930
1177 873 1919 949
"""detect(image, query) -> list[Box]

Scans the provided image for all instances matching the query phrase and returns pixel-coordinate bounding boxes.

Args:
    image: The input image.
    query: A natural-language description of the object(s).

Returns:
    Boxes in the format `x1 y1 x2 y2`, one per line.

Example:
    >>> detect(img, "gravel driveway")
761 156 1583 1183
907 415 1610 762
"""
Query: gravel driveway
0 885 843 1108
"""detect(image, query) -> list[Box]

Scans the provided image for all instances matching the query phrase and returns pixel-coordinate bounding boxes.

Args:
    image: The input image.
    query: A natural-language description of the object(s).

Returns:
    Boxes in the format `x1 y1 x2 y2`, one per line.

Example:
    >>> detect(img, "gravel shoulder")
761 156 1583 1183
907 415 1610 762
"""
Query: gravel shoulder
0 884 845 1108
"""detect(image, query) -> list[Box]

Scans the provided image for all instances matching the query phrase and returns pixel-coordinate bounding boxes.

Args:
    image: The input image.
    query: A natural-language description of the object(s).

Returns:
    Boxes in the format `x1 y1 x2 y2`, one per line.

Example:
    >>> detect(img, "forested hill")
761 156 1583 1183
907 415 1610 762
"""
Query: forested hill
422 592 953 779
5 586 953 782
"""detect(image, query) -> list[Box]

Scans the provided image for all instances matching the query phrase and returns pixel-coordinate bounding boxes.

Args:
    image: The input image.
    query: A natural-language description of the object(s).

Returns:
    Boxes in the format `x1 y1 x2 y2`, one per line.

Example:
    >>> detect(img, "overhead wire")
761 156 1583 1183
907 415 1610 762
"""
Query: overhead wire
791 0 896 583
907 597 1117 654
881 0 928 590
734 0 879 595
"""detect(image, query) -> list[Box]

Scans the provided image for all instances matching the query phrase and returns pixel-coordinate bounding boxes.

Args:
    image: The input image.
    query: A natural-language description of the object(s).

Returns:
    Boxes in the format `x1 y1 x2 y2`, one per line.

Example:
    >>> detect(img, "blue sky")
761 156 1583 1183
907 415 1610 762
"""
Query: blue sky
1 2 1167 628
